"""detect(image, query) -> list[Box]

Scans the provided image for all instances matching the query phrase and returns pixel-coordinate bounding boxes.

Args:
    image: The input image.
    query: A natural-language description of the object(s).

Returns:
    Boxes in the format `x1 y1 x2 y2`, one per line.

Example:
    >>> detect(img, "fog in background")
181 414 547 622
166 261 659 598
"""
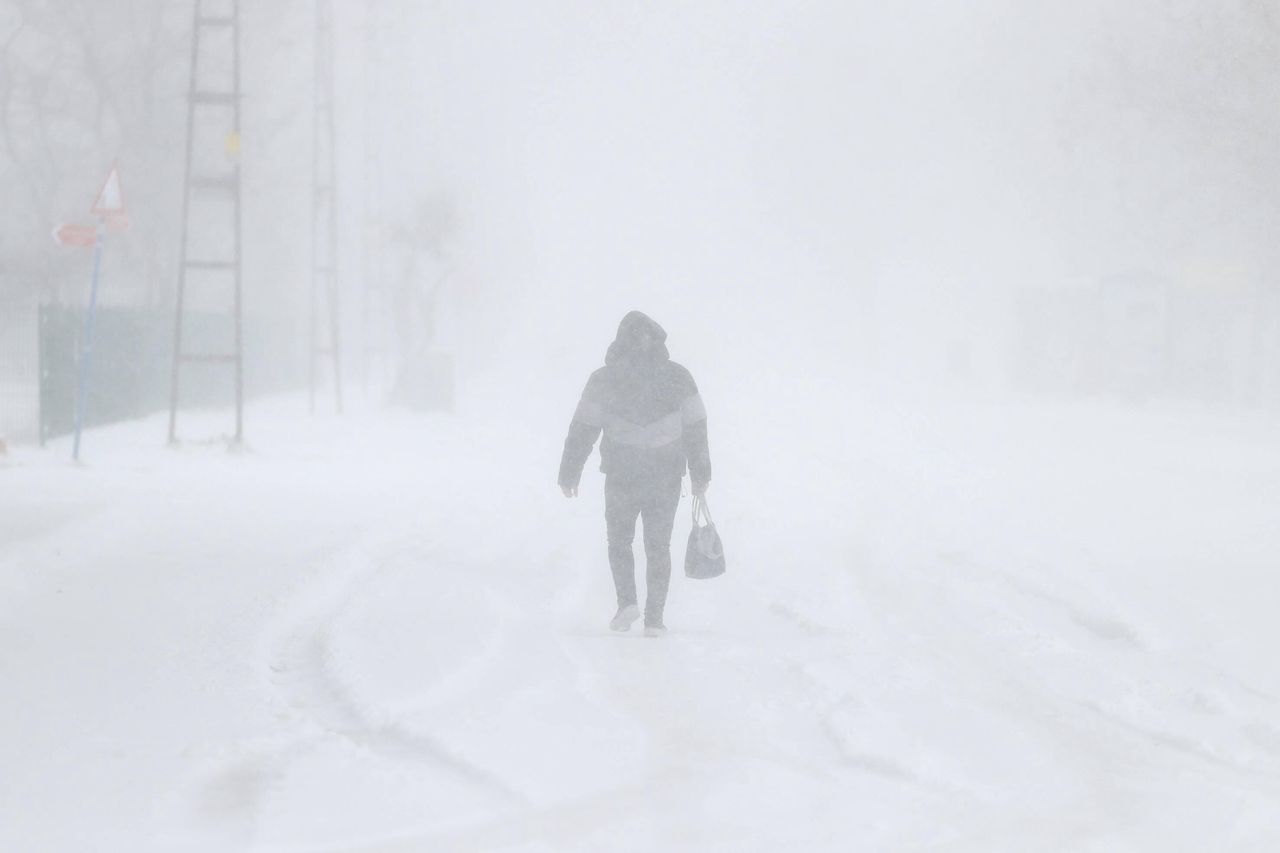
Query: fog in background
4 3 1280 850
375 1 1280 404
6 1 1277 410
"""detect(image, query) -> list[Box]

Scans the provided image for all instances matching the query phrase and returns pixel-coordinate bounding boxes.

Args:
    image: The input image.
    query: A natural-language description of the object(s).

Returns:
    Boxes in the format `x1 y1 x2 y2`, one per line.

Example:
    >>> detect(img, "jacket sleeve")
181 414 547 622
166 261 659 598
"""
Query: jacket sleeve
558 374 605 489
680 374 712 487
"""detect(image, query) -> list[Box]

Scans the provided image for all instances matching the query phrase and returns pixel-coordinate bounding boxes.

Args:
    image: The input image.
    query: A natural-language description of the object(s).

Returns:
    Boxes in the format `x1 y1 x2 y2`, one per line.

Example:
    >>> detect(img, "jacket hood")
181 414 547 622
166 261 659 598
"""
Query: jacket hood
605 311 669 366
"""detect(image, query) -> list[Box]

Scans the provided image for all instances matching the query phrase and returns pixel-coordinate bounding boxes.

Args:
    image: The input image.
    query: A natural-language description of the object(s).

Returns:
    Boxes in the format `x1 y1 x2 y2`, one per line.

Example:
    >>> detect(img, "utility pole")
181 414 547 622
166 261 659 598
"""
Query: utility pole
311 0 343 414
361 0 389 397
169 0 245 444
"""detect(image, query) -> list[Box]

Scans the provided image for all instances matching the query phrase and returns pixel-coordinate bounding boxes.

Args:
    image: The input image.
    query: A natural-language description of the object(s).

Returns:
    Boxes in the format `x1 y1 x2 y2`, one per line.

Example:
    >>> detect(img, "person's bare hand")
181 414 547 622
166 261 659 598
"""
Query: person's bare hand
561 485 578 498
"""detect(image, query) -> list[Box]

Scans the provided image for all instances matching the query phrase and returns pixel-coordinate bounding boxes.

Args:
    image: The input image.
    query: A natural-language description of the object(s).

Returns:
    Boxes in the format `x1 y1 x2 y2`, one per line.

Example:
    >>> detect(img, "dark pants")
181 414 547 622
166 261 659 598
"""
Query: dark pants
605 475 682 623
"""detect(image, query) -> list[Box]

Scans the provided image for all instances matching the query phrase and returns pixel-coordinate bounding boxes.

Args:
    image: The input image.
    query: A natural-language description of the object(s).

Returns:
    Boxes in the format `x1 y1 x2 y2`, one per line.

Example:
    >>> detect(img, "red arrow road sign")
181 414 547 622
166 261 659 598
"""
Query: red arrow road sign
52 223 99 248
52 167 128 251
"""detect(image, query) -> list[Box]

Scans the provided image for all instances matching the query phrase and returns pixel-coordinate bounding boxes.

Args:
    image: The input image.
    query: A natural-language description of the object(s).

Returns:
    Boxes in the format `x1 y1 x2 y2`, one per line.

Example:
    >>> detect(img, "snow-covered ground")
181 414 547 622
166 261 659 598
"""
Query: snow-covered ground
3 386 1280 852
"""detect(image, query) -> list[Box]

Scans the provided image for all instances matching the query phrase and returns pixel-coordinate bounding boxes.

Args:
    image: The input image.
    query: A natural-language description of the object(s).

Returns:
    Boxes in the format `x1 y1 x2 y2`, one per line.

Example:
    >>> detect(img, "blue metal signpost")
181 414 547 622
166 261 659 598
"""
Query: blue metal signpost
71 217 107 462
67 164 126 462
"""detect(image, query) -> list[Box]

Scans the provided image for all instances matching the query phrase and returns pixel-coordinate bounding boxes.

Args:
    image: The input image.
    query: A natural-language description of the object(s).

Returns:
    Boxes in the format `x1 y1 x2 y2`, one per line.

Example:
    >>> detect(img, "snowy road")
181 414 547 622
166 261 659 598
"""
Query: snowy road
3 393 1280 851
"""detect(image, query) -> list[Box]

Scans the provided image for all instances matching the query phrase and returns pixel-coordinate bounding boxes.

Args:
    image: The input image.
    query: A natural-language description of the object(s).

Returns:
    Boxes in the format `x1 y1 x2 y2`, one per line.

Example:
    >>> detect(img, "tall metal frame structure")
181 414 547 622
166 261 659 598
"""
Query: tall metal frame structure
311 0 344 414
169 0 244 444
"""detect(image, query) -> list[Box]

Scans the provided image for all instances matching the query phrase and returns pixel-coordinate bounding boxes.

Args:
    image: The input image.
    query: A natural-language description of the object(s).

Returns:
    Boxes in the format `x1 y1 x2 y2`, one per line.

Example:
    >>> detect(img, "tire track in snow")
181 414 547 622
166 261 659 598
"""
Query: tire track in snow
319 548 844 853
181 542 524 846
264 547 523 802
842 545 1280 805
319 768 692 853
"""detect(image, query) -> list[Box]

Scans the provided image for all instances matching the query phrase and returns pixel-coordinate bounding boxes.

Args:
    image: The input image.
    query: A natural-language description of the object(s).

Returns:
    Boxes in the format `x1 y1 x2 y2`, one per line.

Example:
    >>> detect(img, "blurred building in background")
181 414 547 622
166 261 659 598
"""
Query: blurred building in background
1014 271 1280 405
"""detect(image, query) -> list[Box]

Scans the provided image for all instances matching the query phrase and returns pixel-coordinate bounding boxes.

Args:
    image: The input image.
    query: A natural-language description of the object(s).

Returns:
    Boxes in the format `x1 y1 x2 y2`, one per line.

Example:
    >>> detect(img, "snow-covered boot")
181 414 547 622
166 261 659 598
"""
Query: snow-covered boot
643 620 667 638
610 604 641 632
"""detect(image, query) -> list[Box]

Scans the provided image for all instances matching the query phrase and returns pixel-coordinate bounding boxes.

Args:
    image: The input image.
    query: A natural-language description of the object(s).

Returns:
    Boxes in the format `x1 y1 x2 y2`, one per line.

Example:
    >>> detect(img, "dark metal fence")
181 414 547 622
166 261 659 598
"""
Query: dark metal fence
0 302 39 441
40 306 169 440
23 305 301 443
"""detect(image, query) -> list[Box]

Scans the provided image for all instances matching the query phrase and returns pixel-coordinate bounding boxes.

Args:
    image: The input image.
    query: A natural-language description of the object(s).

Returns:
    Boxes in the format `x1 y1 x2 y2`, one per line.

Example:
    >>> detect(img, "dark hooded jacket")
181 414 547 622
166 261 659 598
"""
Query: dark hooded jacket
559 312 711 489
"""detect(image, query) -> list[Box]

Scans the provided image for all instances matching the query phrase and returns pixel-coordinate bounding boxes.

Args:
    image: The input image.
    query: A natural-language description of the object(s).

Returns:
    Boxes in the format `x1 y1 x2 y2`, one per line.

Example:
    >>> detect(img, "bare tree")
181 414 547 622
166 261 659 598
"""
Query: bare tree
0 0 187 306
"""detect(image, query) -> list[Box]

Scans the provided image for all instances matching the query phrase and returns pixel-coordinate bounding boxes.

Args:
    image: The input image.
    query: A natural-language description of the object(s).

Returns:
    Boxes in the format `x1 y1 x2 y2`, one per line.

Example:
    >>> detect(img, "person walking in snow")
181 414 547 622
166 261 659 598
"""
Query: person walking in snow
559 311 712 637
